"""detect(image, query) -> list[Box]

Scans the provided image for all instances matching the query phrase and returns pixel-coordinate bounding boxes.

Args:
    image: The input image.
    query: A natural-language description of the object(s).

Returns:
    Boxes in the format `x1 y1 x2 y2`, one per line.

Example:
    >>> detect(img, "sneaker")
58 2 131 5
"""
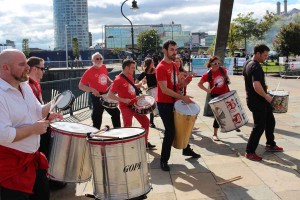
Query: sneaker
182 145 201 158
245 153 262 161
150 123 156 128
160 162 170 171
265 145 283 152
146 142 156 149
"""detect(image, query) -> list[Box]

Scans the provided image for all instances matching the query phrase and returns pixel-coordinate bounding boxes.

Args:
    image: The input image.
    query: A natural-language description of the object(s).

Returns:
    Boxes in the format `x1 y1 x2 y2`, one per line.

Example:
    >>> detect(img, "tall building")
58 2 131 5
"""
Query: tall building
53 0 89 51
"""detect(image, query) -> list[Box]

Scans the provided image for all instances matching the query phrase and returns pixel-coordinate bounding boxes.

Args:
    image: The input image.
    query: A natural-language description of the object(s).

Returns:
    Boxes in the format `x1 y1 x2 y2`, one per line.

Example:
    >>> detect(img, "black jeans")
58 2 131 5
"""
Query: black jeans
246 103 276 153
0 170 49 200
91 94 121 129
150 113 154 124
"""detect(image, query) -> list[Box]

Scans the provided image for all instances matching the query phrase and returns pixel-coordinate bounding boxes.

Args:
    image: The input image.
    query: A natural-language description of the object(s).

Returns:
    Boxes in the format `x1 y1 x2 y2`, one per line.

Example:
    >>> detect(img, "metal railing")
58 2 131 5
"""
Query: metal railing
44 59 123 69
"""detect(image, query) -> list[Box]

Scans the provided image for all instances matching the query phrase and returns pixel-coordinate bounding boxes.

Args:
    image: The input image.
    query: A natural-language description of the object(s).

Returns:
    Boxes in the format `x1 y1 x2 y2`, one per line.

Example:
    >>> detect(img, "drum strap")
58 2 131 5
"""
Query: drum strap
120 73 142 96
172 64 177 102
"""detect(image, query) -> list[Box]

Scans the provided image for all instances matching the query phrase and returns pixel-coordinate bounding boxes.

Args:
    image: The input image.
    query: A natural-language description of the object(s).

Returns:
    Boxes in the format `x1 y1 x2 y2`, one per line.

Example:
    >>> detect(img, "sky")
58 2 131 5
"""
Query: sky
0 0 299 50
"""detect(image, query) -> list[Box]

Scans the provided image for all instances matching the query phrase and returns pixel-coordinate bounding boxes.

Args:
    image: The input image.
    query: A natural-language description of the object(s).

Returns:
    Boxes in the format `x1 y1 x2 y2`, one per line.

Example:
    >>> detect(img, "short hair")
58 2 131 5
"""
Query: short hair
206 56 220 68
91 52 104 61
253 44 270 54
162 40 177 50
122 59 135 70
27 57 44 67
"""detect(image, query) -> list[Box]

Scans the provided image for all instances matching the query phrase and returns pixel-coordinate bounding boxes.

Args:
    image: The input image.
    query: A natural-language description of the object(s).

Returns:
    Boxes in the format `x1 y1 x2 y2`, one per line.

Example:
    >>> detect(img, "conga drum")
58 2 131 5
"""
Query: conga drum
268 90 289 113
48 122 98 183
87 127 152 200
173 100 200 149
209 90 248 133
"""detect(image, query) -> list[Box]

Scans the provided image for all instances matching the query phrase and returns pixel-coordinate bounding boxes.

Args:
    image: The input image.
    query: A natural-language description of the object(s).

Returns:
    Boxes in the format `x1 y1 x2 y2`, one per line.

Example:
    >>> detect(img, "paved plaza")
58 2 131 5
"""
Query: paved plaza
50 74 300 200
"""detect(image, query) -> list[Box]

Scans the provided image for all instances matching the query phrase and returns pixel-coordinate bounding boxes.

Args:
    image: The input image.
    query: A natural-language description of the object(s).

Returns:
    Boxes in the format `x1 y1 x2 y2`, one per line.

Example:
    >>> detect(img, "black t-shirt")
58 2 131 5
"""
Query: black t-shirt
242 60 267 107
137 72 157 88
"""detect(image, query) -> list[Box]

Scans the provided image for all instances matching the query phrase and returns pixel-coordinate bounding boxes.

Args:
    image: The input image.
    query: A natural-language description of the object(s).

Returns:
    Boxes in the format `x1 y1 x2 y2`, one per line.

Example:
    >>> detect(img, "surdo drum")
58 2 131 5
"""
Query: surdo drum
87 127 151 200
132 95 156 115
48 122 97 182
55 90 75 110
268 90 289 113
146 87 159 116
173 100 200 149
101 93 118 109
209 90 248 133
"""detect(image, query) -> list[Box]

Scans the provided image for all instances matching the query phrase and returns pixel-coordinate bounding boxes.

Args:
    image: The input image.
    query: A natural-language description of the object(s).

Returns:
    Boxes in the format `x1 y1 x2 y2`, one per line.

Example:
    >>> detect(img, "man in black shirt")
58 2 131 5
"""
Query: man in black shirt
243 44 283 161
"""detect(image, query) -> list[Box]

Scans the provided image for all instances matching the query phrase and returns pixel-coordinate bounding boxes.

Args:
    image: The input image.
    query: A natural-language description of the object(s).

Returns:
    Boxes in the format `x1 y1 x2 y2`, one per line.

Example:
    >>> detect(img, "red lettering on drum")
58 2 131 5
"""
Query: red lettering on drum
232 113 242 125
123 162 141 173
226 99 237 112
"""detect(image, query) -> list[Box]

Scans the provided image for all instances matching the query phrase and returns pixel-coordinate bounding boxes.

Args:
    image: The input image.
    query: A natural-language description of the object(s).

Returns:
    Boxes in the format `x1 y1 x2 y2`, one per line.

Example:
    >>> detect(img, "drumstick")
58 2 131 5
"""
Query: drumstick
210 83 219 92
275 81 281 91
46 93 64 120
216 176 242 185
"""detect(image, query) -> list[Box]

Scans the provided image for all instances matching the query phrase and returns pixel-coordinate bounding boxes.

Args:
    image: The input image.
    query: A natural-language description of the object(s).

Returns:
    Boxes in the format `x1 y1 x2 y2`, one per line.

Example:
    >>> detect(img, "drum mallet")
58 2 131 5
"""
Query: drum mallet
216 176 242 185
46 94 64 120
210 83 219 92
87 125 119 139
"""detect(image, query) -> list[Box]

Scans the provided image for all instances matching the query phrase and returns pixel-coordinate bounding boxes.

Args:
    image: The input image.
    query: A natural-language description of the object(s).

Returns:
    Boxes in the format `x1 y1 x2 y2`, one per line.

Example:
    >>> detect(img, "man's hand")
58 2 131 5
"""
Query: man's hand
265 94 273 103
181 95 193 104
33 120 50 135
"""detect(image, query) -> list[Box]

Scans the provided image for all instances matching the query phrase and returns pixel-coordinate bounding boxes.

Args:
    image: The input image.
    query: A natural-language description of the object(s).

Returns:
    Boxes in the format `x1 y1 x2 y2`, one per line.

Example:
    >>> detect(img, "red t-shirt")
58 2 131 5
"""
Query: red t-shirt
156 60 179 103
28 77 43 104
200 66 229 95
80 65 109 93
110 74 136 108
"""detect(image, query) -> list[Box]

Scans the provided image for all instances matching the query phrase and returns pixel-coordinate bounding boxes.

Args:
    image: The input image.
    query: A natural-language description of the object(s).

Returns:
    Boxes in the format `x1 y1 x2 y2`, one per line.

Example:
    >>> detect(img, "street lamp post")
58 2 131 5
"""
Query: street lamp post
65 25 69 69
121 0 138 66
171 21 174 40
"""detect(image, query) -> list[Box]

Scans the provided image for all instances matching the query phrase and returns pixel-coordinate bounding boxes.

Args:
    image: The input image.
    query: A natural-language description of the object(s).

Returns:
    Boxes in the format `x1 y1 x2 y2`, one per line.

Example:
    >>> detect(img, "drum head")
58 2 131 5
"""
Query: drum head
209 90 236 104
174 100 200 115
133 95 155 109
88 127 145 141
56 90 74 110
268 90 289 96
101 93 118 103
51 122 98 135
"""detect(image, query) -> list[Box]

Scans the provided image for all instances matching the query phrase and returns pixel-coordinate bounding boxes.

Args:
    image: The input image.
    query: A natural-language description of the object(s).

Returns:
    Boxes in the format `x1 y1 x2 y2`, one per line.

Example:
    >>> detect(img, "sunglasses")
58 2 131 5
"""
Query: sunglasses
95 57 102 61
211 62 220 65
35 66 45 71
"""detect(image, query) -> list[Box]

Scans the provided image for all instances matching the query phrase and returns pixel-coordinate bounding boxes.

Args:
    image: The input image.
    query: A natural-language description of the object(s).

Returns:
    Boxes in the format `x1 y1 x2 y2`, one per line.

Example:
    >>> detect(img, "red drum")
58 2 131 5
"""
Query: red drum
132 95 156 115
101 93 118 109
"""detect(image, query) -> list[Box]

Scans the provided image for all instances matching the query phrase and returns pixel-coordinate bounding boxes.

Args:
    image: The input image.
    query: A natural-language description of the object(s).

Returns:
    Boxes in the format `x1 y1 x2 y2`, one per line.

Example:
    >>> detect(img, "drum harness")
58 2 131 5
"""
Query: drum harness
208 67 229 97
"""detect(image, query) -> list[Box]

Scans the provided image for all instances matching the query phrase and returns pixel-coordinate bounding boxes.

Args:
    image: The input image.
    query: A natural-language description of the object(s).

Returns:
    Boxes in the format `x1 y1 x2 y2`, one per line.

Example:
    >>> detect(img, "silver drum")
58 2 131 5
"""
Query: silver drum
87 127 151 200
49 122 98 182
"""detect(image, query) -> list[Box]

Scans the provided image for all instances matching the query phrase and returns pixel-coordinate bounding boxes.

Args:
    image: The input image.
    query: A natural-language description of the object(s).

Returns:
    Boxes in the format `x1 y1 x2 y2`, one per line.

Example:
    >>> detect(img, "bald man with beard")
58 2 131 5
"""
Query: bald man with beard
0 49 62 200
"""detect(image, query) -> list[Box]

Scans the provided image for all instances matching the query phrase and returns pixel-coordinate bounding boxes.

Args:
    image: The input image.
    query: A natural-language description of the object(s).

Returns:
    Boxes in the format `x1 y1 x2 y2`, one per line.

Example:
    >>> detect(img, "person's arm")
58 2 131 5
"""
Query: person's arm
78 81 100 97
253 81 272 103
14 120 50 142
107 90 131 104
157 80 192 103
198 79 213 94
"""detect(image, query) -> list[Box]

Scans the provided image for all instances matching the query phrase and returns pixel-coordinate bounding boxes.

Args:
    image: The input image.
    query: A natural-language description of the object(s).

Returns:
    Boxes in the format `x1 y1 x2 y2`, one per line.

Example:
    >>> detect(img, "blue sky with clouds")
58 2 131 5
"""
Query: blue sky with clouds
0 0 299 50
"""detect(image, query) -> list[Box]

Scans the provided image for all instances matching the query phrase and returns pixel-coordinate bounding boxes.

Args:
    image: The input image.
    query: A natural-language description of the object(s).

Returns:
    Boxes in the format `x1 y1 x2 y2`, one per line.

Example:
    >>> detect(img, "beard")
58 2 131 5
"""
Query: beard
12 72 29 82
167 54 176 61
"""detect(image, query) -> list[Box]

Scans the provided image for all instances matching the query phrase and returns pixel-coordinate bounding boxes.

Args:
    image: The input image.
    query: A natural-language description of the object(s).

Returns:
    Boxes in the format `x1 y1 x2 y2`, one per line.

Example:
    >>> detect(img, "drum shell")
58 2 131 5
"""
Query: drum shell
146 87 159 116
133 95 156 115
87 128 151 200
209 90 248 133
101 94 118 109
48 122 95 183
268 90 289 113
57 91 75 110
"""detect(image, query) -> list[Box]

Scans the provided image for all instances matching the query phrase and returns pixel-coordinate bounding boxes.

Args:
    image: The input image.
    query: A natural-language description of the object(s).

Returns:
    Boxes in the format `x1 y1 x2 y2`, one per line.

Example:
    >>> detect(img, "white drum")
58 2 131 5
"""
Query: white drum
49 122 98 182
146 87 159 116
209 90 248 133
101 93 118 109
87 127 151 200
173 100 201 149
268 90 289 113
132 95 156 115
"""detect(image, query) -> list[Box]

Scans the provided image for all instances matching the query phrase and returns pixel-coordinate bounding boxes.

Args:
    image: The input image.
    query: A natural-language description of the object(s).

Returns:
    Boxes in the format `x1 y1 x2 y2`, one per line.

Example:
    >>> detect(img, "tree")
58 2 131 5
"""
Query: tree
72 37 80 59
227 23 239 57
233 12 257 53
273 22 300 61
137 30 161 57
22 38 30 58
254 11 279 41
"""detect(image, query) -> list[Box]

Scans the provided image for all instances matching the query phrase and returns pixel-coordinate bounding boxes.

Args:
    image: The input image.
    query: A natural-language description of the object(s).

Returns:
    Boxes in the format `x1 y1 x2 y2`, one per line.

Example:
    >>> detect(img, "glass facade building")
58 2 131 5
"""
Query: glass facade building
53 0 89 50
105 24 190 49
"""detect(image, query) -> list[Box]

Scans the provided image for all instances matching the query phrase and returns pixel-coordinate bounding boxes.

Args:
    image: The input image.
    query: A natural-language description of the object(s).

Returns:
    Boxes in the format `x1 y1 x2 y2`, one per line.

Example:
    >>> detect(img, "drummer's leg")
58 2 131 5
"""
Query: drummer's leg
105 107 121 128
90 94 104 129
265 105 276 146
134 113 150 143
120 107 134 127
212 119 220 141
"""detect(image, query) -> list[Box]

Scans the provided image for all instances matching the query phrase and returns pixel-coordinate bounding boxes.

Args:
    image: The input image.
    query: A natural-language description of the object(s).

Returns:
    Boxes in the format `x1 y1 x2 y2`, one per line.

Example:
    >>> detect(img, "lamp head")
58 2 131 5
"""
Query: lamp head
130 0 139 11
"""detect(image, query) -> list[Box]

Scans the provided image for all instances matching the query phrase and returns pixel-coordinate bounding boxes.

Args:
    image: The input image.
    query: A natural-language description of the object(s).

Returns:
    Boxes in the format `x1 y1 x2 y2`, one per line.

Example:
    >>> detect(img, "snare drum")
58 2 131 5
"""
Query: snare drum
87 127 151 200
209 90 248 133
173 100 200 149
49 122 98 183
101 93 118 109
132 95 156 115
56 90 75 110
268 90 289 113
146 87 159 116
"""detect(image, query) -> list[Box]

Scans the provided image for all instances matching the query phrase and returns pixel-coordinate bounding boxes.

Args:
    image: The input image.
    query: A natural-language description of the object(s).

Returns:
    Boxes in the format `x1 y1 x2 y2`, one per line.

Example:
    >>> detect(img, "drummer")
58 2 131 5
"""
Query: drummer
243 44 283 161
198 56 232 141
156 40 200 172
107 59 156 149
0 49 62 200
135 57 157 128
79 52 121 130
